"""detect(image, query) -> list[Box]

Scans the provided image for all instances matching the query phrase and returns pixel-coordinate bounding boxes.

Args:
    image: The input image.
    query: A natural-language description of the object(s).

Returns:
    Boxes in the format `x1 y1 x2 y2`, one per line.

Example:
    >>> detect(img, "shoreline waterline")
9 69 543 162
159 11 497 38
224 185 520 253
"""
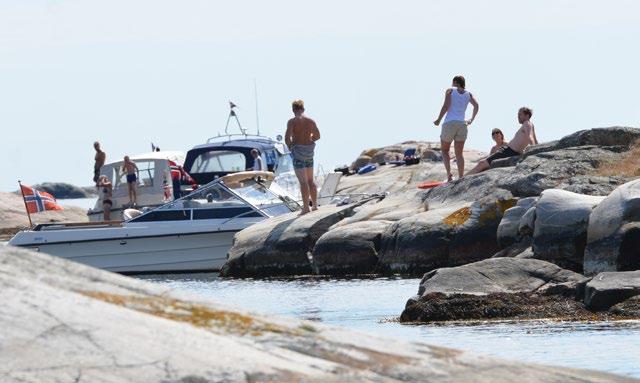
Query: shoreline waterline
140 273 640 378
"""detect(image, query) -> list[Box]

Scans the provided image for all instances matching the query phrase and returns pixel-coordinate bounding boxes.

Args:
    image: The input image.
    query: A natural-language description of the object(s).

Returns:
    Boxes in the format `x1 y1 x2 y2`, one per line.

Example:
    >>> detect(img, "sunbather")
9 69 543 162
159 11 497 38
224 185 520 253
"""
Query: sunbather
490 128 507 154
466 107 538 176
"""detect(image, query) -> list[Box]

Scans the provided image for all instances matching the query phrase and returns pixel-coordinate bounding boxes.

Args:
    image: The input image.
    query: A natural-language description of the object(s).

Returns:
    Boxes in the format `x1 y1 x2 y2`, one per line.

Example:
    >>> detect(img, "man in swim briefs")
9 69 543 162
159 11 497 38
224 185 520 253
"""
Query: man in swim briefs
285 99 321 215
122 155 139 206
466 107 538 176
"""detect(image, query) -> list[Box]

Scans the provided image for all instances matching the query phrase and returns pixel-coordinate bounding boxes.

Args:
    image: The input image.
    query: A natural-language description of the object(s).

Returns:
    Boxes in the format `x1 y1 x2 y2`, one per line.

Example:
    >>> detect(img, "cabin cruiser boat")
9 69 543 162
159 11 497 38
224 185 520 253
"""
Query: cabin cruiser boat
88 151 185 222
9 172 300 274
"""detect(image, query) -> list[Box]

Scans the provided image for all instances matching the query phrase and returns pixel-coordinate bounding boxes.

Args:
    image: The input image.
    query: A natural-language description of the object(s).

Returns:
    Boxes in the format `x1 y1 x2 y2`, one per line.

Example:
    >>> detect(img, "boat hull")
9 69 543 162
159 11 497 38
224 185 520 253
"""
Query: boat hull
14 230 236 274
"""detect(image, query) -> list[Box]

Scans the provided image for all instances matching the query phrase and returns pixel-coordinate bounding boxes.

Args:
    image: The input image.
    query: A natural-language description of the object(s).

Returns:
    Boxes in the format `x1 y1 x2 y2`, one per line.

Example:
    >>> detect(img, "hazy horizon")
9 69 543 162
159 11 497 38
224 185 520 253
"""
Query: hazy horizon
1 0 639 191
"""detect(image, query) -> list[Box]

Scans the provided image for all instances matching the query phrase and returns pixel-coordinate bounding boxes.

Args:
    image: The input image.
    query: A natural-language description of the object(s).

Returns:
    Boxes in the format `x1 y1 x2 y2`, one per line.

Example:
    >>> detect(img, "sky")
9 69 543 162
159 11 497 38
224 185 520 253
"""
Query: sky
1 0 639 191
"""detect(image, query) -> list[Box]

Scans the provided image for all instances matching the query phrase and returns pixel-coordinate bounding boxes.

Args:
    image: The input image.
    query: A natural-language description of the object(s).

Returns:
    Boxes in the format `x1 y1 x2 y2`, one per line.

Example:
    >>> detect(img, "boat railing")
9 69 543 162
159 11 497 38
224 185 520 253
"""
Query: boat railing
206 133 276 144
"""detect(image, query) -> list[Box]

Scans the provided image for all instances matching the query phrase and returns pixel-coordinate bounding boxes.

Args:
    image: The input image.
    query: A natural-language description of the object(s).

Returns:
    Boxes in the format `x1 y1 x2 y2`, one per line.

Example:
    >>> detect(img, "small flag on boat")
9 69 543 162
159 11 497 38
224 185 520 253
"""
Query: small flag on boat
229 101 237 109
20 185 63 214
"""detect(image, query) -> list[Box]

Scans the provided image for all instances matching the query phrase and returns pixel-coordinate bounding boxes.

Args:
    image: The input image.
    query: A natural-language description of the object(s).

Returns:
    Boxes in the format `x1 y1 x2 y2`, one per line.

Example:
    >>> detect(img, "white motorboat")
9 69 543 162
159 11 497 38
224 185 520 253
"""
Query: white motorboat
9 172 300 274
88 151 186 222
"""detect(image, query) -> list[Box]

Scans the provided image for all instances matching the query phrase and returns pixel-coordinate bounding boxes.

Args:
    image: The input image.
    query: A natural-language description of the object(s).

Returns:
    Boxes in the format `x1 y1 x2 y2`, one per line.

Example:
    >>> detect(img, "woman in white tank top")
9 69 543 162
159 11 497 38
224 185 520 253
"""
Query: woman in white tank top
433 75 479 181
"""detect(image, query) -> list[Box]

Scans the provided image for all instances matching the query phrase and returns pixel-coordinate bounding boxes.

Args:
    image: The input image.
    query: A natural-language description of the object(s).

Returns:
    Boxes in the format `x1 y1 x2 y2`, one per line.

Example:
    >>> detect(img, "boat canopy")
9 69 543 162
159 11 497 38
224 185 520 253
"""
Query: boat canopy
183 138 285 184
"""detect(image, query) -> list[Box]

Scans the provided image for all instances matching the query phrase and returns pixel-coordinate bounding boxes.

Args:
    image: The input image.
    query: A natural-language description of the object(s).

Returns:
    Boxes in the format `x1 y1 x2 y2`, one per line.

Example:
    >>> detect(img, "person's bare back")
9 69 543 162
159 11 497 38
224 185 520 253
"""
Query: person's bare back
285 116 320 147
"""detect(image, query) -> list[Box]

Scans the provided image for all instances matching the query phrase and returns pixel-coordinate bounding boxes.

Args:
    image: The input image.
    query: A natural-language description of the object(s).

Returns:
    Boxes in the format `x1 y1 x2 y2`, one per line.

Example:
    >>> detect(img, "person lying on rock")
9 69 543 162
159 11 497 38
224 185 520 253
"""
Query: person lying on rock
466 107 538 176
490 128 507 154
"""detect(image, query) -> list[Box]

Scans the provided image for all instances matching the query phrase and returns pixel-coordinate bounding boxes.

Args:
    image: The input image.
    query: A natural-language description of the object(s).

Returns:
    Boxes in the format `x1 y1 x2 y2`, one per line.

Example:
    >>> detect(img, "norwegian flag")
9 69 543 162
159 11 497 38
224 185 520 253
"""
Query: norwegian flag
21 185 63 214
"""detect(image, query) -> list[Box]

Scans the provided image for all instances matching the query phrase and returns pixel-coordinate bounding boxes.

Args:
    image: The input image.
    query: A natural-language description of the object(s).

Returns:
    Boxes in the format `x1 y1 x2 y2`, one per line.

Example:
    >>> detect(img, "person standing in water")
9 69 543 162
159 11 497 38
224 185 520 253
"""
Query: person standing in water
285 100 321 215
93 141 106 186
433 75 479 181
122 156 139 206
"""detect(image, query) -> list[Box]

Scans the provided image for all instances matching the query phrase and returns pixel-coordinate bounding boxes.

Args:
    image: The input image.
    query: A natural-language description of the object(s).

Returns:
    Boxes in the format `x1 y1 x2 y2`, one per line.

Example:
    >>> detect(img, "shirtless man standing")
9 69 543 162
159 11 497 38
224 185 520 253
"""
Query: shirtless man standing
122 156 139 206
285 100 321 214
93 141 106 185
466 107 538 176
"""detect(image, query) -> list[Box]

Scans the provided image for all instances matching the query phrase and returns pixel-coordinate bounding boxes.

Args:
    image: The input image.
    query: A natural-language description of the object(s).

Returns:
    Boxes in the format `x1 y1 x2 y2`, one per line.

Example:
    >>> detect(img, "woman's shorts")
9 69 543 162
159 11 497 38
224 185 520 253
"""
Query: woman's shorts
441 120 468 142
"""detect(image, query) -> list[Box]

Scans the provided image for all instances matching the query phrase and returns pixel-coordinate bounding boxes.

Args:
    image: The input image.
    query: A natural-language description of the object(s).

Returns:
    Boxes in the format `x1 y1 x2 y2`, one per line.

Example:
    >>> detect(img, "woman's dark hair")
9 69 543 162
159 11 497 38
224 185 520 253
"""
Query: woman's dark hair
453 75 466 89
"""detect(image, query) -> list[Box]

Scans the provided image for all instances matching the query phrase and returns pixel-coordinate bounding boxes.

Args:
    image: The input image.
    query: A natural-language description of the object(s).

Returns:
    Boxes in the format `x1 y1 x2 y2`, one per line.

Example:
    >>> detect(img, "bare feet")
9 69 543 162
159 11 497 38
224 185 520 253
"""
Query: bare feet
447 173 454 182
299 209 310 216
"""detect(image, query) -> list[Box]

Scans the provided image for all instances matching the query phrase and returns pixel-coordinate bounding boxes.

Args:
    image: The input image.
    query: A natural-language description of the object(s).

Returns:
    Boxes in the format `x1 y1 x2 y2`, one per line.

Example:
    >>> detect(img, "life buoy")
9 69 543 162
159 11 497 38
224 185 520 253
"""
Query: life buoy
357 164 377 175
417 181 445 189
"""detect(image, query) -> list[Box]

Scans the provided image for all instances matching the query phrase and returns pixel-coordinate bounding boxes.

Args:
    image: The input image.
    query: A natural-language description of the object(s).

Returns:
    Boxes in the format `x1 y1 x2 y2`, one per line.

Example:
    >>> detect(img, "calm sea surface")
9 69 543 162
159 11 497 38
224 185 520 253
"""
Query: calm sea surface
140 274 640 378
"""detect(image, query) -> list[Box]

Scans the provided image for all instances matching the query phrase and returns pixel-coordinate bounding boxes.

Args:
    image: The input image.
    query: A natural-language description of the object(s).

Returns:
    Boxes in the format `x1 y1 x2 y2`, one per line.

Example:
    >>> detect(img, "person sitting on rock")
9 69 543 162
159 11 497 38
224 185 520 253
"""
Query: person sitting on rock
490 128 507 154
466 107 538 176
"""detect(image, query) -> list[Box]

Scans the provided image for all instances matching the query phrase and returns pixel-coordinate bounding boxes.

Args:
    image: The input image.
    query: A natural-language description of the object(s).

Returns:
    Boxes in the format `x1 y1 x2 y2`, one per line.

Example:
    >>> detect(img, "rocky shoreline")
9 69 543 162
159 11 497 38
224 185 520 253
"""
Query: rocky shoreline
221 126 640 323
1 246 636 382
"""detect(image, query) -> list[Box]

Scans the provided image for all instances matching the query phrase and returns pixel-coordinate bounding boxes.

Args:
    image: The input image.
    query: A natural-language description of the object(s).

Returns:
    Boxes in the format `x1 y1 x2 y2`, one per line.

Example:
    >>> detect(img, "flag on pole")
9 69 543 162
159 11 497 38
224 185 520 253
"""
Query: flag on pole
20 185 63 214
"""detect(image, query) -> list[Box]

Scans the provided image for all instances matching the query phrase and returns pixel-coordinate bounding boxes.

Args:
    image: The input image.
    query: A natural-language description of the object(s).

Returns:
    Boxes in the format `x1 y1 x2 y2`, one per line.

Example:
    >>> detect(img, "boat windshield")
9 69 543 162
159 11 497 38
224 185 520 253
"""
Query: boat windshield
224 178 299 216
159 183 246 210
192 150 246 173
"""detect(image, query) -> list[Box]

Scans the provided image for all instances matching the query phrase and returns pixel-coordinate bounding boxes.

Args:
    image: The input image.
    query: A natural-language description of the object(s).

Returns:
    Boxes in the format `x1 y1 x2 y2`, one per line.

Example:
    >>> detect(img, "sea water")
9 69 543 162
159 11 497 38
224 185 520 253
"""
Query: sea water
141 274 640 378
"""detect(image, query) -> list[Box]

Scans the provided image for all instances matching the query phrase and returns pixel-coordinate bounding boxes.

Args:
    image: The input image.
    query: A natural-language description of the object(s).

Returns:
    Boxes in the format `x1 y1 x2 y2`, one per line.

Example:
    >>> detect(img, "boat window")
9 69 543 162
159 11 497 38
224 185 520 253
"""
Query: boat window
192 150 246 173
132 209 191 222
192 207 262 220
115 161 156 188
227 179 285 207
259 204 294 217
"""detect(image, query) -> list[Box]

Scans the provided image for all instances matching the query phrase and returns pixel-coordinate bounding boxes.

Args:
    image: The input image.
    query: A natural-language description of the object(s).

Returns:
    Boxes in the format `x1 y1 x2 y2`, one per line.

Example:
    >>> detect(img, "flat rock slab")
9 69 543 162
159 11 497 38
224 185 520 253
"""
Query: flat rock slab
401 258 590 323
2 248 634 382
584 271 640 311
415 258 586 297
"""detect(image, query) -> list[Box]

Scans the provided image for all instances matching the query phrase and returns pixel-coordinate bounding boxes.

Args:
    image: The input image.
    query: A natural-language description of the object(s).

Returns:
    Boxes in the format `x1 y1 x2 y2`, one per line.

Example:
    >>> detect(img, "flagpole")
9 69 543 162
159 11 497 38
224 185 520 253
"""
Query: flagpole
18 180 33 229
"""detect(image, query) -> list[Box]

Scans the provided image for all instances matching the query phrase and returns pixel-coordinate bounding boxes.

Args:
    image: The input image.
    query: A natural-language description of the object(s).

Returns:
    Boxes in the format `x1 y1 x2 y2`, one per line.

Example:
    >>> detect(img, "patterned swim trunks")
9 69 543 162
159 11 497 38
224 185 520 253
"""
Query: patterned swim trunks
293 157 314 169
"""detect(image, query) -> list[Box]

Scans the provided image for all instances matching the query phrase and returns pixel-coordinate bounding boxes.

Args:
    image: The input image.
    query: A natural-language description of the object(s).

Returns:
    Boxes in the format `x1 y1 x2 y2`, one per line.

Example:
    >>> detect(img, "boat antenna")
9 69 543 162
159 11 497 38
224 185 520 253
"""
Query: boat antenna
254 78 261 136
225 101 246 135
